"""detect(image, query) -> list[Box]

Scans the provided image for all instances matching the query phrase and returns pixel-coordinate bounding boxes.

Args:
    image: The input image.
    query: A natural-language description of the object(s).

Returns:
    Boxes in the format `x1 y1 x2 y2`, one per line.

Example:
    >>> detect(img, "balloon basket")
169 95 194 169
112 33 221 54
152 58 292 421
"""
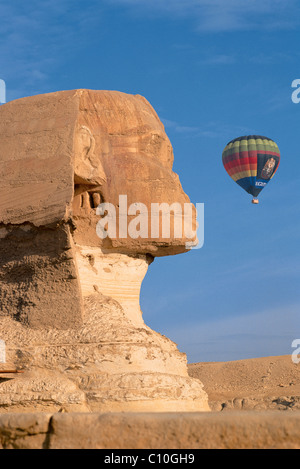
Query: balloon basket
252 198 259 204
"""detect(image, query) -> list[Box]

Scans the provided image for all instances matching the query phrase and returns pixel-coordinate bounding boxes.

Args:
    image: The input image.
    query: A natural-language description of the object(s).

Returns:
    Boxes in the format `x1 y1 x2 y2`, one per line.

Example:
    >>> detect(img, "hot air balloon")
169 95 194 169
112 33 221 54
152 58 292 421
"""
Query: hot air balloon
222 135 280 204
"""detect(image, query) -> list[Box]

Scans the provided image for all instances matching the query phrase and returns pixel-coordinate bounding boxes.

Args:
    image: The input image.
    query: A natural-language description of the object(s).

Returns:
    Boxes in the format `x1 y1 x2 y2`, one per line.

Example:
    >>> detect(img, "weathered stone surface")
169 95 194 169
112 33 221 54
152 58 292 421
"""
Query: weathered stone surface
0 91 77 226
0 412 51 449
1 411 300 449
0 293 209 413
48 411 300 450
0 224 83 329
75 249 150 327
0 90 207 413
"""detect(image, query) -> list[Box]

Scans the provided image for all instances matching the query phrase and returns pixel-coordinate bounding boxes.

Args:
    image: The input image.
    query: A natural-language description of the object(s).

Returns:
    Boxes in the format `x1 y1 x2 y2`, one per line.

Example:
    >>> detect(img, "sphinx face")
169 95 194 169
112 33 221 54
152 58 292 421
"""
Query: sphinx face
72 90 197 256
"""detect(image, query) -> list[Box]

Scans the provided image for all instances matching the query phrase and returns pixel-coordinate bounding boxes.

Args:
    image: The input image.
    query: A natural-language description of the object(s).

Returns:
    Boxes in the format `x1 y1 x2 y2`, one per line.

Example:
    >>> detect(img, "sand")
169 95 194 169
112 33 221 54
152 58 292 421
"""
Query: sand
188 355 300 411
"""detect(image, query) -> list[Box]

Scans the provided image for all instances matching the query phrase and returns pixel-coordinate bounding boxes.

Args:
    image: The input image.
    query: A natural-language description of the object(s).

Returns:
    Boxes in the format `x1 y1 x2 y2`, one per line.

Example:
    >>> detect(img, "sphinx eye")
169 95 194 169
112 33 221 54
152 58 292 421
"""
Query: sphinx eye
90 192 101 208
74 186 102 212
80 191 101 209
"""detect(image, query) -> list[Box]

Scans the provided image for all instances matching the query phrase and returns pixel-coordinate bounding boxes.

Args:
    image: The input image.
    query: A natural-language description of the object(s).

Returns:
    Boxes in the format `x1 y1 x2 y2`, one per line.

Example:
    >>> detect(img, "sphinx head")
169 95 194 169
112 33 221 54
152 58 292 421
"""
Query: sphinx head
71 90 197 255
0 90 197 328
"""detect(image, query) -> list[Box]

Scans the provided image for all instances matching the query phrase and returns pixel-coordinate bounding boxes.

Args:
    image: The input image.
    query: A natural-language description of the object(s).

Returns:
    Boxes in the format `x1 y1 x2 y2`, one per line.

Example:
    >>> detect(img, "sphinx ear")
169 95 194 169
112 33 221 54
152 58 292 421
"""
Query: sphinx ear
74 125 107 185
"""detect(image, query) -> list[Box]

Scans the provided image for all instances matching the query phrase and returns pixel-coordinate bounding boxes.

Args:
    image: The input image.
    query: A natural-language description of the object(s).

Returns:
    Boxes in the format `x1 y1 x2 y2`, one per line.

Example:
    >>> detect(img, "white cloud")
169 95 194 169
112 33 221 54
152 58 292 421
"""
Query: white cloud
199 54 236 65
0 0 100 99
166 303 300 362
162 117 253 139
161 118 200 134
107 0 299 32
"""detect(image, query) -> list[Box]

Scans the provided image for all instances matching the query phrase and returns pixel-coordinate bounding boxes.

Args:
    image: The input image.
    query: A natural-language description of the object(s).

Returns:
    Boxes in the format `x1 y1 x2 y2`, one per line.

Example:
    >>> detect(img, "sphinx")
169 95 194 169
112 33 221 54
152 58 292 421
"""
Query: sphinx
0 90 209 412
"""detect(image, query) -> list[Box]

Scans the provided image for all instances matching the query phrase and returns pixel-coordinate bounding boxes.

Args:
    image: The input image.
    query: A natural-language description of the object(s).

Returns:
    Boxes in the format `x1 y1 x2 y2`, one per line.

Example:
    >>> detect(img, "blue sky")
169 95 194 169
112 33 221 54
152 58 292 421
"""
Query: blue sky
1 0 299 362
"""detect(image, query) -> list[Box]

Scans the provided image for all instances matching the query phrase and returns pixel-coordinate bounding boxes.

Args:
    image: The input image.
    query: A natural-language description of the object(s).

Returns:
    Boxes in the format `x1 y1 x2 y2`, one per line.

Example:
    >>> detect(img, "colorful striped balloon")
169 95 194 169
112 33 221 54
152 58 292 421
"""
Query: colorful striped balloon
222 135 280 203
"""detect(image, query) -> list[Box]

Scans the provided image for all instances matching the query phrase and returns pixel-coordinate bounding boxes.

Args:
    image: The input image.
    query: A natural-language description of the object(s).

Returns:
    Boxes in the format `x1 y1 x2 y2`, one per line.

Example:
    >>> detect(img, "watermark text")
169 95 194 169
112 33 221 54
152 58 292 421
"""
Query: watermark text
0 340 6 364
291 79 300 104
0 79 6 104
95 195 204 250
292 339 300 364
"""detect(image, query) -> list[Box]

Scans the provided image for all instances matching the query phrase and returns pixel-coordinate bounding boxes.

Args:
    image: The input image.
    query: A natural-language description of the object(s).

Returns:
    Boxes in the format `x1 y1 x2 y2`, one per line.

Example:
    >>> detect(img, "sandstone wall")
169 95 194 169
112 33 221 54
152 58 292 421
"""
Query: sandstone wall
1 411 300 449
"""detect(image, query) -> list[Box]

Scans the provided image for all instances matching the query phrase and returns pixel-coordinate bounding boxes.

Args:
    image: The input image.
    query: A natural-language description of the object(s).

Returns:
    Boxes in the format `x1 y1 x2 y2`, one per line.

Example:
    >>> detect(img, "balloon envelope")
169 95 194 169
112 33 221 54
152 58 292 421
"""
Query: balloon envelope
222 135 280 198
